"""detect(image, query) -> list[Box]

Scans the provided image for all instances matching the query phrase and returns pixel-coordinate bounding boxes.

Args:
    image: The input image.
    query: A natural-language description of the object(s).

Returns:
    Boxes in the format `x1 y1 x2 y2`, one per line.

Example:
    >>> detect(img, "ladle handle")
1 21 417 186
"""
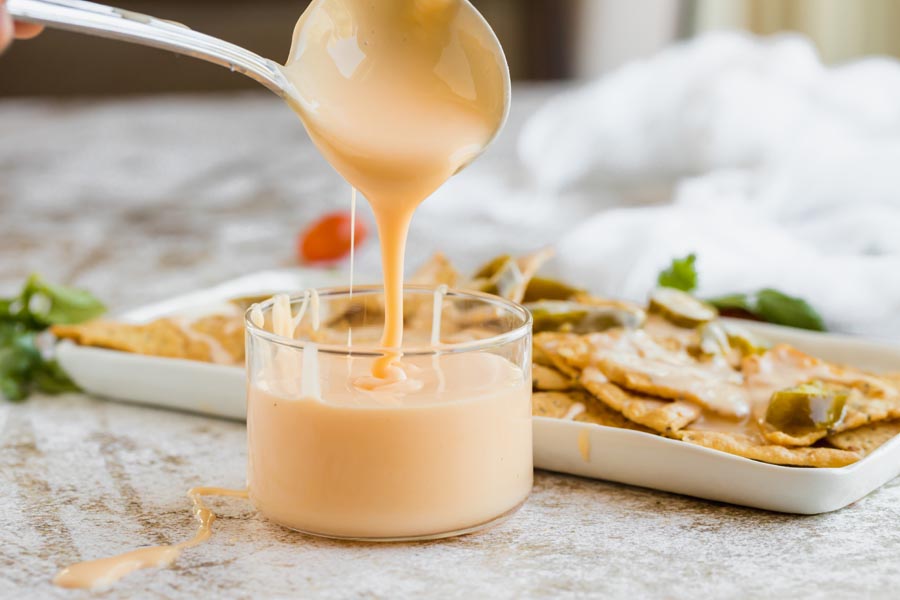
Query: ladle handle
7 0 293 98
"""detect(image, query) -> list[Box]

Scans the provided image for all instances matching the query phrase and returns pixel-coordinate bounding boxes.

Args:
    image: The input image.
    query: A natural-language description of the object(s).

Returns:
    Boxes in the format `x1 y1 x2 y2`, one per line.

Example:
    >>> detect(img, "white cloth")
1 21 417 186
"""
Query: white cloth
519 31 900 340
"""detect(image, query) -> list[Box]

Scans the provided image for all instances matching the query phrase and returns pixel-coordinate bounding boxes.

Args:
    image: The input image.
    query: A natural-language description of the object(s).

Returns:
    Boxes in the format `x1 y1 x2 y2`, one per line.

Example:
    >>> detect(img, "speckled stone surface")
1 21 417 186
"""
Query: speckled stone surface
1 89 899 599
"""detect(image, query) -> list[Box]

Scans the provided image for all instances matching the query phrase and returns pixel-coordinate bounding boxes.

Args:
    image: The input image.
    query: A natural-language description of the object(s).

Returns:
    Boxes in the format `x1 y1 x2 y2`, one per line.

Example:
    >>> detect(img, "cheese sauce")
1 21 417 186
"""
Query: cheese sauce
281 0 508 376
53 488 248 590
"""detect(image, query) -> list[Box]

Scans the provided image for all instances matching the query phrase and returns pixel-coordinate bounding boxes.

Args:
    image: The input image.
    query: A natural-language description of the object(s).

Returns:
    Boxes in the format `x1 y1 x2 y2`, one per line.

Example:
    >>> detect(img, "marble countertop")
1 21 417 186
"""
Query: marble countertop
1 88 898 599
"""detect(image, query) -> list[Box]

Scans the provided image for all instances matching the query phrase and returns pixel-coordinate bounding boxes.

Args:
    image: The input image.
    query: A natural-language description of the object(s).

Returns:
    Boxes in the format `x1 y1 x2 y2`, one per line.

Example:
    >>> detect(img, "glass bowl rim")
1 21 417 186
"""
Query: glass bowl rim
244 284 532 357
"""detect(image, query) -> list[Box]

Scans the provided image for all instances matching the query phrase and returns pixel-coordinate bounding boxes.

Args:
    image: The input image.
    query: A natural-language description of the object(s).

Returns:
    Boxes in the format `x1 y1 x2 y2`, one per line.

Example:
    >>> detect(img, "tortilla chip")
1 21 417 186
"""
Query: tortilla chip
533 363 575 391
573 393 653 432
596 354 747 418
880 372 900 390
676 430 860 468
761 384 898 447
532 391 581 419
580 366 701 434
533 343 553 367
410 252 460 287
763 428 826 447
562 330 748 418
53 319 213 362
533 390 651 432
190 314 245 363
533 332 582 378
827 420 900 455
495 247 553 304
398 253 463 332
641 314 698 352
746 346 900 446
535 329 748 417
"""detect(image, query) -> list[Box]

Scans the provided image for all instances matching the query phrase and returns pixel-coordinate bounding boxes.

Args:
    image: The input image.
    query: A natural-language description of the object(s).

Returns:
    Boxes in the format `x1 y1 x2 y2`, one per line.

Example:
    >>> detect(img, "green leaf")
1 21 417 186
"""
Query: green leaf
0 320 19 344
0 328 41 379
0 297 13 320
0 275 100 402
705 293 751 312
21 274 106 327
708 289 826 332
0 376 27 402
657 254 698 292
32 359 81 395
0 325 41 402
754 289 826 332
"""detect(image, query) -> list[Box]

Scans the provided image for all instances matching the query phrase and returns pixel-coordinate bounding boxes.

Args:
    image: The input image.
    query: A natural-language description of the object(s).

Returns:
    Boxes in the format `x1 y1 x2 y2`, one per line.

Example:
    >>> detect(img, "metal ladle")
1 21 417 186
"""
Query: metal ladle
7 0 297 101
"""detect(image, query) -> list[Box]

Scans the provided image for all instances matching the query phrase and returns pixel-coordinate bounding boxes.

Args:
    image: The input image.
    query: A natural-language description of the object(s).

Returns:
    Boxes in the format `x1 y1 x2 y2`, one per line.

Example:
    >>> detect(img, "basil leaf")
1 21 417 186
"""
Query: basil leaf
0 326 42 401
0 376 27 403
21 274 106 327
0 275 100 402
705 293 751 312
0 327 40 377
0 298 13 320
32 359 81 395
657 254 698 292
754 289 826 332
708 289 826 332
0 334 81 400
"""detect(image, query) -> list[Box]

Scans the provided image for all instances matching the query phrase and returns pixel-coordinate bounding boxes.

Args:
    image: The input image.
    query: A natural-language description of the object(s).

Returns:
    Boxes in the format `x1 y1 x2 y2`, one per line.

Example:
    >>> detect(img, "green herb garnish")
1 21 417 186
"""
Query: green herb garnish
657 253 698 292
708 289 826 332
656 255 826 332
0 275 105 402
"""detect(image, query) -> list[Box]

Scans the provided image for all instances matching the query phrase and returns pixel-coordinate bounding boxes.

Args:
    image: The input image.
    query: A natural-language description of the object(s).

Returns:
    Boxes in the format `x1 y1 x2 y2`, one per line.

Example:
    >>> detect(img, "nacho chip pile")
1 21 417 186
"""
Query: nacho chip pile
453 249 900 468
531 298 900 468
51 251 900 467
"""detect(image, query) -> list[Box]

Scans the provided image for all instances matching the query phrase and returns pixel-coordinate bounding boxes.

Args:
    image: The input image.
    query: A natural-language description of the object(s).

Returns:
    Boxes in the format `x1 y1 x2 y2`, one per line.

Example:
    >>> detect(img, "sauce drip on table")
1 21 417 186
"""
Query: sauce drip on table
53 488 248 590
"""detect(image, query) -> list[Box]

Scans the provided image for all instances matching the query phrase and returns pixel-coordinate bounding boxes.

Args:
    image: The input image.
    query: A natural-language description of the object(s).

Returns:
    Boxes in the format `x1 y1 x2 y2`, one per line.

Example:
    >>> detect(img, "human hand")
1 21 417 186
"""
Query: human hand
1 0 44 54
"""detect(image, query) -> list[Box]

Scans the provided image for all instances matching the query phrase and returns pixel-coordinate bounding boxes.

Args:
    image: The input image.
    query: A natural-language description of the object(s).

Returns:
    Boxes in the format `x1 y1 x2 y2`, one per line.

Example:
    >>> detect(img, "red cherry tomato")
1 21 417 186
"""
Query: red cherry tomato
299 210 368 263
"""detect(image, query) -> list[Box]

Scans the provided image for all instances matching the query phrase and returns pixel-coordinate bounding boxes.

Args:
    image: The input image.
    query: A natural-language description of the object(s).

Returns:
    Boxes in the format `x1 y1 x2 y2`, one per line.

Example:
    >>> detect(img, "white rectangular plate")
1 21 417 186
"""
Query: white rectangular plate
57 269 346 420
57 271 900 514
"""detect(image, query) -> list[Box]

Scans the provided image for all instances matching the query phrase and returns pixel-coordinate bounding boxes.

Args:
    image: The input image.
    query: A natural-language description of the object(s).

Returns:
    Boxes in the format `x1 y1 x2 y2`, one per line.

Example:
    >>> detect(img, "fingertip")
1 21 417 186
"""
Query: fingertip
14 21 43 39
0 8 12 53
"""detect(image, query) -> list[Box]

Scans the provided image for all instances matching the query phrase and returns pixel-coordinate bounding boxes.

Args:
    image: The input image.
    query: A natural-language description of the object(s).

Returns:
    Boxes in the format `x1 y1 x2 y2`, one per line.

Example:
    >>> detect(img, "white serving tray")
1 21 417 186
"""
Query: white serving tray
57 269 347 420
57 271 900 514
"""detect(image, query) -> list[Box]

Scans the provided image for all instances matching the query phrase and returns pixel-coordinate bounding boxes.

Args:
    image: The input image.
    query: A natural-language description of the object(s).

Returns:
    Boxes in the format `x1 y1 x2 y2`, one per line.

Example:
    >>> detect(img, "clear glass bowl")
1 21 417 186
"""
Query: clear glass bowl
245 285 533 541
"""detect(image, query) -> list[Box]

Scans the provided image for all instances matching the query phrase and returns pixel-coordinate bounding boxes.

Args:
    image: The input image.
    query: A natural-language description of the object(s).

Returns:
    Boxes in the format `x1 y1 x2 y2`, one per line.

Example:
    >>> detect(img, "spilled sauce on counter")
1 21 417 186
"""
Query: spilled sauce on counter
54 488 248 590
